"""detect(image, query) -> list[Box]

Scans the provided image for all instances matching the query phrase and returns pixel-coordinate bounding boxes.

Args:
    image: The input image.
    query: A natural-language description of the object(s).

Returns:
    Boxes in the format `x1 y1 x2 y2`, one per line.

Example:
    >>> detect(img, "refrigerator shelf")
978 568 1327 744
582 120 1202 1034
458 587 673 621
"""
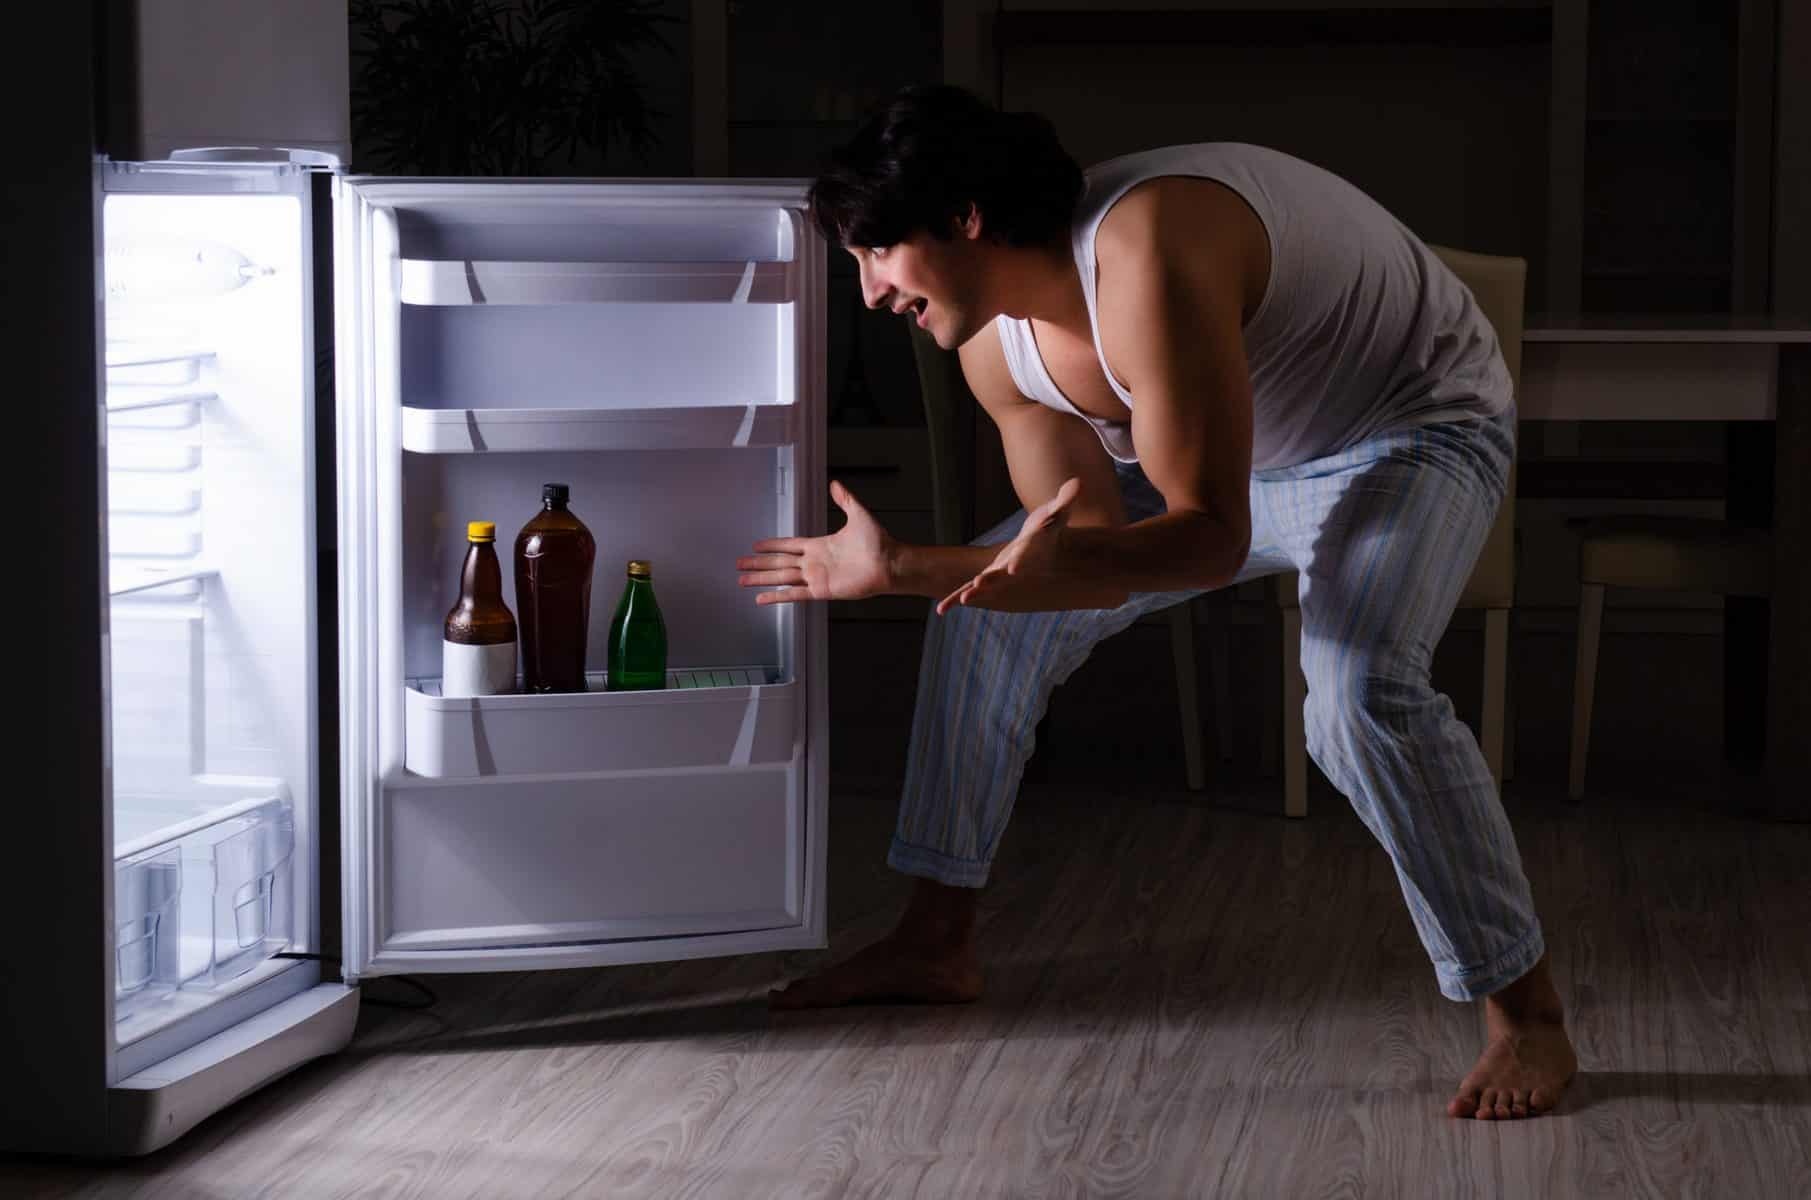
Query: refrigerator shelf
400 402 797 454
104 346 216 390
110 564 217 598
107 387 214 416
399 259 797 306
404 667 797 778
105 345 216 370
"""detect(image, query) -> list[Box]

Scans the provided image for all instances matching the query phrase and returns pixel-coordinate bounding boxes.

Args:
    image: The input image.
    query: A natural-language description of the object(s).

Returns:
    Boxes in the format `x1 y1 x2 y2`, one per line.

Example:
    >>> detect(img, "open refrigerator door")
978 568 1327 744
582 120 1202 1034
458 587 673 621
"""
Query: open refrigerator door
334 179 830 981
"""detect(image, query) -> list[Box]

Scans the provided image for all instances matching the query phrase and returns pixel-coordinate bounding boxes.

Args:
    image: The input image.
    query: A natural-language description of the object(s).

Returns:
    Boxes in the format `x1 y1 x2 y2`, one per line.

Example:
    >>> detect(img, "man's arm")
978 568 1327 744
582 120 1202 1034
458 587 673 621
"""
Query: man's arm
1048 179 1257 595
885 320 1132 609
737 320 1128 609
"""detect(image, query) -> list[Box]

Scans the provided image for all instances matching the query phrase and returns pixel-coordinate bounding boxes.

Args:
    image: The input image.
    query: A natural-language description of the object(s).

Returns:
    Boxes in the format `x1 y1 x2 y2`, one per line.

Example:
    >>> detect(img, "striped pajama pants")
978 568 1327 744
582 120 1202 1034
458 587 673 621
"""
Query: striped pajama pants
889 407 1543 1001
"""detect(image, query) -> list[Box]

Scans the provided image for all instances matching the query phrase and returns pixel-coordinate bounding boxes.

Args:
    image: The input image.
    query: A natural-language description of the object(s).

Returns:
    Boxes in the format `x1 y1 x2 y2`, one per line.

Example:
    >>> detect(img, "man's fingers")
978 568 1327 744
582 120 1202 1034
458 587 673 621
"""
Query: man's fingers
737 553 801 571
829 480 871 518
750 537 809 555
755 586 815 606
1030 477 1082 523
935 581 973 616
739 568 804 588
967 569 1005 596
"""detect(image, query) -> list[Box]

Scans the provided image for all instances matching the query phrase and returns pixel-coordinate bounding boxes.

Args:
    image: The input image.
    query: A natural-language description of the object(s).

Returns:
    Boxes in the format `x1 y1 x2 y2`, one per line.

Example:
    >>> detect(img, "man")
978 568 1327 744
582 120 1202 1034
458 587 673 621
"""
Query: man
736 85 1576 1120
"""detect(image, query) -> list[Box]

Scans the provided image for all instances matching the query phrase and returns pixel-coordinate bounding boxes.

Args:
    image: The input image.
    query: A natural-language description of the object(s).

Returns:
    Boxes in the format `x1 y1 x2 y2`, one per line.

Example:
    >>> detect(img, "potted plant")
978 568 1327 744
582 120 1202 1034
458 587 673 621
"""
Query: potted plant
350 0 676 175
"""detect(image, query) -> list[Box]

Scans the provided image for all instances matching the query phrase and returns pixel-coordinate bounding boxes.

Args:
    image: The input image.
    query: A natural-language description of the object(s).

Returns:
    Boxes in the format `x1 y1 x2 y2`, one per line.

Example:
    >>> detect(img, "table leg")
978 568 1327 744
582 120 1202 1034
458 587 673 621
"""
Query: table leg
1725 421 1773 767
1763 344 1811 821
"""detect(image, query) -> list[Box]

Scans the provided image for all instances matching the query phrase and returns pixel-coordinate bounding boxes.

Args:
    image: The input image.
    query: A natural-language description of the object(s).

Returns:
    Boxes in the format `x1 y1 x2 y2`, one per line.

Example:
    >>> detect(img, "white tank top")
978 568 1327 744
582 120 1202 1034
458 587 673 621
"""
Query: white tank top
995 143 1511 471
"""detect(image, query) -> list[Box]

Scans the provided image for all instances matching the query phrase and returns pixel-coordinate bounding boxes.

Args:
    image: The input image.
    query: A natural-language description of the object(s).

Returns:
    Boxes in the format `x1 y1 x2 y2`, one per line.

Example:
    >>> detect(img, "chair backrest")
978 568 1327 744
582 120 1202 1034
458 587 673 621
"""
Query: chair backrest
1429 245 1524 610
907 323 974 546
1272 245 1523 611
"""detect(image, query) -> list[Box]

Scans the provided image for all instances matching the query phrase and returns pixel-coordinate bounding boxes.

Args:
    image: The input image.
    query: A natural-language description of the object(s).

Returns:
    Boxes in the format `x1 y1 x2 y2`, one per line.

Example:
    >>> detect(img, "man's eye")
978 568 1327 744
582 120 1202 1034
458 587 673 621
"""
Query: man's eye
869 246 889 259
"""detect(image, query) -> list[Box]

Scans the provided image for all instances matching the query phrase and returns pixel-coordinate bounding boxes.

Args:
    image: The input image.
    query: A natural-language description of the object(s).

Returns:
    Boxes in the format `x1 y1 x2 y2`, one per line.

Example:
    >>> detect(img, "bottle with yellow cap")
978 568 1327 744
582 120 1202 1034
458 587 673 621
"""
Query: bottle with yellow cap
605 559 667 691
442 520 518 697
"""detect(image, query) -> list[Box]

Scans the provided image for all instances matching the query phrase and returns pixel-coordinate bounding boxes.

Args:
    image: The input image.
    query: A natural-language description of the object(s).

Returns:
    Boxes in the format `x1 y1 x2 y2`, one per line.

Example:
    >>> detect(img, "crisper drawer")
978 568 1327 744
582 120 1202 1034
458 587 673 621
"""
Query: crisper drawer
380 760 803 952
403 668 797 778
115 847 182 1019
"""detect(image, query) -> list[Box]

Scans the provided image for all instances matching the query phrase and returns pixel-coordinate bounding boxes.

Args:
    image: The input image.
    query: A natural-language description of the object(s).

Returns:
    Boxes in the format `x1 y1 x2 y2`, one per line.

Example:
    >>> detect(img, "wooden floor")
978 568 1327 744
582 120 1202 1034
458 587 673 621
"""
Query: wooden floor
8 626 1810 1198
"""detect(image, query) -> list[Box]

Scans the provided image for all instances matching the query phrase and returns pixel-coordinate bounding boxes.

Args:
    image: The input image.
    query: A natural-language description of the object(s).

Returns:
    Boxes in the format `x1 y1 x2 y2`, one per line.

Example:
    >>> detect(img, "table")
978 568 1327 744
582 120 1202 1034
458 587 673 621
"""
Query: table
1521 317 1811 820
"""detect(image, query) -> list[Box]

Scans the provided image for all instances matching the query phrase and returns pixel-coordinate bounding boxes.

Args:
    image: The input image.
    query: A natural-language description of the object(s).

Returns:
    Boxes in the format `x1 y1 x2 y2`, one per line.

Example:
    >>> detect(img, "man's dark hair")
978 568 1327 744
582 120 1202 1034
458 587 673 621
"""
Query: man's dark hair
809 85 1083 250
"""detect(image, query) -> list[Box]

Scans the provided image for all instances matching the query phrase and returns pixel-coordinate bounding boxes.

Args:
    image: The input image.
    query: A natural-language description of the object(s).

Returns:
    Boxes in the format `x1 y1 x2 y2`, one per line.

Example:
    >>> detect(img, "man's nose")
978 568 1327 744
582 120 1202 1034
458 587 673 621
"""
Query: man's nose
858 267 889 310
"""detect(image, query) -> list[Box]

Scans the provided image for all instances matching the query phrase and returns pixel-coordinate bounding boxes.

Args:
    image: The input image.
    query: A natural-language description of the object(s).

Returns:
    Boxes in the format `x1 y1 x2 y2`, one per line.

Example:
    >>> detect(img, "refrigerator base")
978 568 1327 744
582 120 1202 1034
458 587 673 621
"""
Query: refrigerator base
108 983 358 1156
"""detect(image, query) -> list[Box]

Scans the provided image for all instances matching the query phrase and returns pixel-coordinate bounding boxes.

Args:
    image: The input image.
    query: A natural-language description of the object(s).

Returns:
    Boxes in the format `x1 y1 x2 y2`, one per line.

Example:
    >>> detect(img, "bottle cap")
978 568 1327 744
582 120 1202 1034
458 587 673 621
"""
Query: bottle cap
627 560 652 578
467 521 496 542
542 483 570 504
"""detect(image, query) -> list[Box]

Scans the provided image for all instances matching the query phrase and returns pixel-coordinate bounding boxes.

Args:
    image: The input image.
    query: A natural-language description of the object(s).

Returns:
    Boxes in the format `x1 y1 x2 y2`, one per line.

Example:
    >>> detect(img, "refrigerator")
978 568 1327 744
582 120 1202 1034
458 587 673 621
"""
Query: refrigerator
10 0 828 1157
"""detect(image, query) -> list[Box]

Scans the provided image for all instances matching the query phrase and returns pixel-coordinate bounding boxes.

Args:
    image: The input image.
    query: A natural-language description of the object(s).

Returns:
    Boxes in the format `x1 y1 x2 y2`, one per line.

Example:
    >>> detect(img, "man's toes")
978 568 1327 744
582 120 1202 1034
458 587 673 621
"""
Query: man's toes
1529 1086 1556 1114
1510 1089 1529 1118
1493 1094 1513 1120
1474 1089 1498 1120
1448 1089 1481 1119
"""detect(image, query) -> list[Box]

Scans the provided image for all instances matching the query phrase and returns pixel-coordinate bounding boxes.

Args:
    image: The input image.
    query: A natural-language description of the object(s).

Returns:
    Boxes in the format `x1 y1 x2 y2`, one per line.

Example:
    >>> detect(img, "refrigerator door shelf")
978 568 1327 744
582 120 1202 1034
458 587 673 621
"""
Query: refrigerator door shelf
404 668 795 778
400 403 797 454
370 759 805 967
400 259 796 306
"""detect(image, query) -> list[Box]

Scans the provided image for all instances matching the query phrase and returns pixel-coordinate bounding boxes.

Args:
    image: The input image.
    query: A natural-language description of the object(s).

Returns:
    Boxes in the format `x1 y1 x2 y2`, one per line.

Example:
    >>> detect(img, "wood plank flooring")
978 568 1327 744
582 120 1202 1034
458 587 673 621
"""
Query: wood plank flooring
5 626 1808 1198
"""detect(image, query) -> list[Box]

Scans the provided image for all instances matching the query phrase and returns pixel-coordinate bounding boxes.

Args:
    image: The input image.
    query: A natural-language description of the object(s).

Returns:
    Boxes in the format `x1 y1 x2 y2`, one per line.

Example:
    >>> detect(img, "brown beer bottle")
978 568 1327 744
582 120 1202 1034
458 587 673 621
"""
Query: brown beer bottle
442 521 517 698
515 483 596 693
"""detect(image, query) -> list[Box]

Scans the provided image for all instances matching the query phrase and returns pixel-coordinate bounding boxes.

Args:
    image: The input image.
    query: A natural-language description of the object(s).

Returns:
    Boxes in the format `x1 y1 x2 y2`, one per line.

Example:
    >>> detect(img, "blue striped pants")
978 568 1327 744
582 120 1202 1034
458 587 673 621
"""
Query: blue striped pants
890 408 1542 1001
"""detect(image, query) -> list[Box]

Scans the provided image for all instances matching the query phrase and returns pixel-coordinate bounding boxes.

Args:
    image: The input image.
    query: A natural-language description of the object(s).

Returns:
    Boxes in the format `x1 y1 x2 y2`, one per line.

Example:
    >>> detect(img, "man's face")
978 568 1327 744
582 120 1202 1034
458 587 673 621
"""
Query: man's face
847 215 989 350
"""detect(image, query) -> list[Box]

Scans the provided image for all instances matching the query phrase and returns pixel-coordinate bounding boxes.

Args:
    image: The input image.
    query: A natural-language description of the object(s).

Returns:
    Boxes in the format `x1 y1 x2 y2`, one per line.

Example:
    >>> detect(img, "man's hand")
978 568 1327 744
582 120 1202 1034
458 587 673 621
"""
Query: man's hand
739 481 895 605
935 478 1123 614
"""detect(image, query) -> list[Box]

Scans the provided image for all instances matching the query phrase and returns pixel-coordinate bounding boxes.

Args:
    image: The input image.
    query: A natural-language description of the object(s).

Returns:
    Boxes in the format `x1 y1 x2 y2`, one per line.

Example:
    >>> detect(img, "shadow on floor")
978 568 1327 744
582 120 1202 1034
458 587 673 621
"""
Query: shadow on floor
1570 1070 1811 1111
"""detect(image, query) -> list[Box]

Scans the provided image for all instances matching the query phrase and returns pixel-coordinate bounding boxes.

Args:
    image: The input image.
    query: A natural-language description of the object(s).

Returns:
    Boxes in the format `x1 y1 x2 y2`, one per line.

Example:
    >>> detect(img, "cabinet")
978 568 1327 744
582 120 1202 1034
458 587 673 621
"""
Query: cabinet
1552 0 1777 314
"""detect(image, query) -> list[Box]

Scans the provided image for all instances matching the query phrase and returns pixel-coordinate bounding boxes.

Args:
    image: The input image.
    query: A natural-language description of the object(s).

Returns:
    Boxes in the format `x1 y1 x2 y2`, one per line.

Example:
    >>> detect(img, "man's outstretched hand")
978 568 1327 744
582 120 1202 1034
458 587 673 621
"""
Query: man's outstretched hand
936 477 1083 615
738 480 895 605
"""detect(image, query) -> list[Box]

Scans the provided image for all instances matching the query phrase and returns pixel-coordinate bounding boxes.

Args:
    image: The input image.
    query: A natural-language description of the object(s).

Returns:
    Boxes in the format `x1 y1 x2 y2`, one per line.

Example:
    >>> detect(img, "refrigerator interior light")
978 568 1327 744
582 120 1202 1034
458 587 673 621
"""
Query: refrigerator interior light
105 237 275 303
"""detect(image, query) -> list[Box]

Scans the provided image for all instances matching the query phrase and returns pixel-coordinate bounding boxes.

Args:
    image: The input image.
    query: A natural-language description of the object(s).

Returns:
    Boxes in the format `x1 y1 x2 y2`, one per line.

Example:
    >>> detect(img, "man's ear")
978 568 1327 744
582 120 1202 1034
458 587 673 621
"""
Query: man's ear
956 203 983 240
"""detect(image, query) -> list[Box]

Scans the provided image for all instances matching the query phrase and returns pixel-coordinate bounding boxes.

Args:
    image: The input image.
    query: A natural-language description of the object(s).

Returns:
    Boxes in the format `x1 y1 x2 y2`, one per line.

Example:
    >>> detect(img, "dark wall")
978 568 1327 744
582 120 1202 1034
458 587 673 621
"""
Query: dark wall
1003 36 1551 299
2 0 110 1153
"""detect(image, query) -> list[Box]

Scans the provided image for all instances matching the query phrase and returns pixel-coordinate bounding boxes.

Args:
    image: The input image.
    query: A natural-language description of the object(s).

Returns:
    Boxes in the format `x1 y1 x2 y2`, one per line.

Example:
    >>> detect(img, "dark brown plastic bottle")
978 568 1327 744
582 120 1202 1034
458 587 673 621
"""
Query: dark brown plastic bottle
514 483 597 693
441 521 517 698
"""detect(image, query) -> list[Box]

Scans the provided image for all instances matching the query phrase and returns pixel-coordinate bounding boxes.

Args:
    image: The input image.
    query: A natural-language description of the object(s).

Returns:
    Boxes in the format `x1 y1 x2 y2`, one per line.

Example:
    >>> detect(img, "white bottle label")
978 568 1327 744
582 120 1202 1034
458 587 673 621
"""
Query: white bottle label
442 639 517 698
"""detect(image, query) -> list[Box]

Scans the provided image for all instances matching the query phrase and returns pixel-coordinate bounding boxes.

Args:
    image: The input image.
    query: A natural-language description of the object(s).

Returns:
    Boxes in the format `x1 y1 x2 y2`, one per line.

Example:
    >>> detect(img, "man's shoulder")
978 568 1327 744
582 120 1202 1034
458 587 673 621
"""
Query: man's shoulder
1095 174 1254 259
1093 176 1263 320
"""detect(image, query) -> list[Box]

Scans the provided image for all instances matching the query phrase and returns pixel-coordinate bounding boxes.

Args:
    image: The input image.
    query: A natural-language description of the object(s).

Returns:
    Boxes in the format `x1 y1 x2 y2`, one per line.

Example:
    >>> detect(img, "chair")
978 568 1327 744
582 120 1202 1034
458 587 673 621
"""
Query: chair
1275 246 1525 818
1567 516 1772 799
906 324 1232 790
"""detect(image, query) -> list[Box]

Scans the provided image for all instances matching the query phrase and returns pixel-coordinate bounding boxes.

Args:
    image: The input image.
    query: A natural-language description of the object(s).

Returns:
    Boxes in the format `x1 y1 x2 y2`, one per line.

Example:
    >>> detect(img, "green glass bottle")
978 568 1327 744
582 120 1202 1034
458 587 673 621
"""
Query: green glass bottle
606 560 667 691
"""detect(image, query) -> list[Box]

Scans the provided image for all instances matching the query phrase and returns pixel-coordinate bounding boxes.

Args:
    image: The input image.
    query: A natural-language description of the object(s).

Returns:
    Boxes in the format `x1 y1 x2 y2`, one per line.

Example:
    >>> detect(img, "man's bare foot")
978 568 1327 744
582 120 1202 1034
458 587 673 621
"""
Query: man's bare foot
1448 954 1578 1120
770 878 982 1011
